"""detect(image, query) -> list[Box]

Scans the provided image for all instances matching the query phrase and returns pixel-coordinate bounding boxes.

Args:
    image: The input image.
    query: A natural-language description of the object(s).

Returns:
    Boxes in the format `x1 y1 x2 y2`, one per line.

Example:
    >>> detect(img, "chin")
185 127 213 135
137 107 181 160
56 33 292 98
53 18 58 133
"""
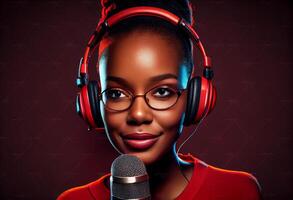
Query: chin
111 136 172 166
121 148 167 166
110 139 155 164
129 153 155 166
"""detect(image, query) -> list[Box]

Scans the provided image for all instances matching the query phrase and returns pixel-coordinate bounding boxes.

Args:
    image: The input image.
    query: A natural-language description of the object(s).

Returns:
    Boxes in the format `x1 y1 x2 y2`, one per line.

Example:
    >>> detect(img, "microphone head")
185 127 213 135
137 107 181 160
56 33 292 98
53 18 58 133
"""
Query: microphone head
112 154 147 177
111 154 151 199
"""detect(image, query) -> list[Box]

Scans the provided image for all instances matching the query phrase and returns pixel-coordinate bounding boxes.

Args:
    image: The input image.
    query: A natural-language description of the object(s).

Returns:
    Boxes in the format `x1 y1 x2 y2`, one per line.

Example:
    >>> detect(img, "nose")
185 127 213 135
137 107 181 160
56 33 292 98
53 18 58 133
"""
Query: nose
126 96 153 126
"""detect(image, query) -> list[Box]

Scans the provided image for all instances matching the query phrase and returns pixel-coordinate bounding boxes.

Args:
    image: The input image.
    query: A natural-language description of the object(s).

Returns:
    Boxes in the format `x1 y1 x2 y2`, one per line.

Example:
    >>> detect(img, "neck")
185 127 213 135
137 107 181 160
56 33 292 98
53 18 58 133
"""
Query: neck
147 145 190 199
146 145 177 177
104 145 194 199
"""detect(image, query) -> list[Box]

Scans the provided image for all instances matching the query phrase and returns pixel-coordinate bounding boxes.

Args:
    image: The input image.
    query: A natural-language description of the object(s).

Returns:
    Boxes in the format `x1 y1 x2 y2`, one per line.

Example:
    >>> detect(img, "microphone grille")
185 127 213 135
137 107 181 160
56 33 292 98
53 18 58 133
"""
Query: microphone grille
111 154 147 177
111 154 151 199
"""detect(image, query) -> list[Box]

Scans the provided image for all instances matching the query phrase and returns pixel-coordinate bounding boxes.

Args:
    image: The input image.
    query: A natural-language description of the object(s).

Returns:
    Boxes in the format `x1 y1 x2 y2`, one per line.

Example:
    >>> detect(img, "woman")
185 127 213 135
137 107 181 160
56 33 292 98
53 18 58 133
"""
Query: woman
58 0 262 199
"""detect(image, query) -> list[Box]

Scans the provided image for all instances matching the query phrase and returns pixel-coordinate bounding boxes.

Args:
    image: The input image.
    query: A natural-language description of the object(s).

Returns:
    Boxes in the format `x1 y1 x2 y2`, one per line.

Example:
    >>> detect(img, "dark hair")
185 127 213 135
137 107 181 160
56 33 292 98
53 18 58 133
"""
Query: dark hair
100 0 194 24
99 0 195 86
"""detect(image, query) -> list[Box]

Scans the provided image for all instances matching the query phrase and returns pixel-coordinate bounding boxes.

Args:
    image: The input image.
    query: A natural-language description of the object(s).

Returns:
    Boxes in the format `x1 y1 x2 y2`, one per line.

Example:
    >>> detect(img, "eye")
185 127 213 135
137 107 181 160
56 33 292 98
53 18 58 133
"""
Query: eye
151 87 176 98
105 88 127 100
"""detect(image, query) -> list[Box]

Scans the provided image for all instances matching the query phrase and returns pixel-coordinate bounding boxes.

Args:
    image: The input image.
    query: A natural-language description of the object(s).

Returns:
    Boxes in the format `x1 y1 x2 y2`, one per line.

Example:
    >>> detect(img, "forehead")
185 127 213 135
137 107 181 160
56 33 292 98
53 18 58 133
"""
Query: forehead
99 31 184 88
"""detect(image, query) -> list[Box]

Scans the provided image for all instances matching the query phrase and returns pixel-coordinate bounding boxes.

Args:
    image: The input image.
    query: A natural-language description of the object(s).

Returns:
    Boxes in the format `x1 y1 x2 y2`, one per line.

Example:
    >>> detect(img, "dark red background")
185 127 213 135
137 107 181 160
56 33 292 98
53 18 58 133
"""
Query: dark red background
0 1 292 199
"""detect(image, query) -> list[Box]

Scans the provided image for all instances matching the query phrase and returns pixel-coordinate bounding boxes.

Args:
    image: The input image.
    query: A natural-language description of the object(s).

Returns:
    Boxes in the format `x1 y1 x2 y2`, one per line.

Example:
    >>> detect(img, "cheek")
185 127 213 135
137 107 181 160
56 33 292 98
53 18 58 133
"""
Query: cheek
104 111 125 133
154 95 186 132
102 110 127 152
100 103 124 137
154 110 182 131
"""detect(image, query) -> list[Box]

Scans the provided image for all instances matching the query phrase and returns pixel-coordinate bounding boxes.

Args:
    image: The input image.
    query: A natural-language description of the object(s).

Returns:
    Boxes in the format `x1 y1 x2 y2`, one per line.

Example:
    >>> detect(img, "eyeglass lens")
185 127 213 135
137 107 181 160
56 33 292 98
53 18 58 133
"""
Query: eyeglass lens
101 86 180 111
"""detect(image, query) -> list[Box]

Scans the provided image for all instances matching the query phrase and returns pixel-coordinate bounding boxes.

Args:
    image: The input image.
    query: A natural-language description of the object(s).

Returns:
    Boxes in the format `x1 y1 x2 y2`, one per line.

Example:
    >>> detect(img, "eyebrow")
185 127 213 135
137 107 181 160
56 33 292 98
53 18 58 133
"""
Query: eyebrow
106 76 131 87
106 73 178 87
149 73 178 82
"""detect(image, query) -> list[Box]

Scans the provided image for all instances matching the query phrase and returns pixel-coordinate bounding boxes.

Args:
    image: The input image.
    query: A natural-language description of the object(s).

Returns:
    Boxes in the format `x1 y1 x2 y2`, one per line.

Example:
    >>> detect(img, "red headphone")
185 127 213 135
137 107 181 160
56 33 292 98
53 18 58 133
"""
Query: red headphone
76 6 217 132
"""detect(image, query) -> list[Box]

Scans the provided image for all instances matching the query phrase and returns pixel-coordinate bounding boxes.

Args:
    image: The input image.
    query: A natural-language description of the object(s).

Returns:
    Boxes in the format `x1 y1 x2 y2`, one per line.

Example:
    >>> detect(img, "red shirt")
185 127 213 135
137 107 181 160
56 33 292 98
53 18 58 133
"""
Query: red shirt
57 154 262 200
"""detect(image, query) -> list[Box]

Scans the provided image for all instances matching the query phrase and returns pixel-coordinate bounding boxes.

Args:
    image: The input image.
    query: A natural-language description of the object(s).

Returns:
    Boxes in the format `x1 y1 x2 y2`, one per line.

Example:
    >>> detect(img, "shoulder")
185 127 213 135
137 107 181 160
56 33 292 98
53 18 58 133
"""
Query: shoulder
57 174 110 200
209 165 260 188
203 162 262 200
57 184 90 200
180 154 262 200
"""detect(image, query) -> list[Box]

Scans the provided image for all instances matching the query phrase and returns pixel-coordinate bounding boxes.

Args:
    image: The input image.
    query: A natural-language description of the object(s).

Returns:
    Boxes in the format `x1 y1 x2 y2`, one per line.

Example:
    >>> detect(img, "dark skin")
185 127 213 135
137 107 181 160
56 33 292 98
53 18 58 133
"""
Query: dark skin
98 29 193 199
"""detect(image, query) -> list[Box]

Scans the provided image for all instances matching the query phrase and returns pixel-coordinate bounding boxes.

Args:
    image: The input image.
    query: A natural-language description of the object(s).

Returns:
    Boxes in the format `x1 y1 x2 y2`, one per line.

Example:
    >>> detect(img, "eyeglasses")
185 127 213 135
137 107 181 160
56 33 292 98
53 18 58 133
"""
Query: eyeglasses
100 86 184 111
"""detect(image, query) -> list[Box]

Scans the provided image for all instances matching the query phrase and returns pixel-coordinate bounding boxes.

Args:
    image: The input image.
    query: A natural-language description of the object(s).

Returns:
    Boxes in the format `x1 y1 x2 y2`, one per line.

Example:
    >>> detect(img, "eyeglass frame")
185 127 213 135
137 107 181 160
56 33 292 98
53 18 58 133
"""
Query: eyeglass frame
99 85 186 112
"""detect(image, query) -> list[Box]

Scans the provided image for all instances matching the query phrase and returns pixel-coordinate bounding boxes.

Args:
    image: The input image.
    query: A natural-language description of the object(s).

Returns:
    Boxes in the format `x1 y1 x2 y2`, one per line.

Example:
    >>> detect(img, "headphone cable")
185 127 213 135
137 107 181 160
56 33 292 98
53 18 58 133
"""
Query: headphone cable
176 82 212 184
176 110 208 184
176 110 208 156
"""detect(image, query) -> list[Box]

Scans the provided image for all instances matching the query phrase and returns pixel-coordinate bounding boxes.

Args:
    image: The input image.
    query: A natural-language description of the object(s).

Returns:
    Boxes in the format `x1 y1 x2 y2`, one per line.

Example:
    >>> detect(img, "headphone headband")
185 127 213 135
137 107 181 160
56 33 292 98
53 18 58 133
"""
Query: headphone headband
77 6 213 88
76 6 217 130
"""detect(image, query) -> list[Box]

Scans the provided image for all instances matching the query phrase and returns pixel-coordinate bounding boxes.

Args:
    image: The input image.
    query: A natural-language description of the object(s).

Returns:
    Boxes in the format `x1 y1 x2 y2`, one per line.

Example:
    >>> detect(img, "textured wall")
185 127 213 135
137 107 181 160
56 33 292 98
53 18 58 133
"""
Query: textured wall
0 0 292 199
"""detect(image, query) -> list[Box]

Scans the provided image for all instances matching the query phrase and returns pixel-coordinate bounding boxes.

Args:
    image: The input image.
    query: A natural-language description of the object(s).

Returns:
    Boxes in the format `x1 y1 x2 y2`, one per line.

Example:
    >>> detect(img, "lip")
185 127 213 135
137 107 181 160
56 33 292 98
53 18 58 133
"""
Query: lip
122 133 159 150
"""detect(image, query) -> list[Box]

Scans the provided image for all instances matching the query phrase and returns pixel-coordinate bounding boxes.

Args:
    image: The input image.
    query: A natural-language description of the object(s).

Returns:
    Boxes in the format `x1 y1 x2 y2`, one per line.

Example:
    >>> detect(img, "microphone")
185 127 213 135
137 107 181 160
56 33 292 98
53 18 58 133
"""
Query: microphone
110 154 151 200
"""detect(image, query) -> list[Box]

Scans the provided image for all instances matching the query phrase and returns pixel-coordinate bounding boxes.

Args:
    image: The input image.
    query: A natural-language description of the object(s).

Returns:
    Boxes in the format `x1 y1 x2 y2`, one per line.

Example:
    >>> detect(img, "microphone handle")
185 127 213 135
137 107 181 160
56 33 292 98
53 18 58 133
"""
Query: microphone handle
111 196 151 200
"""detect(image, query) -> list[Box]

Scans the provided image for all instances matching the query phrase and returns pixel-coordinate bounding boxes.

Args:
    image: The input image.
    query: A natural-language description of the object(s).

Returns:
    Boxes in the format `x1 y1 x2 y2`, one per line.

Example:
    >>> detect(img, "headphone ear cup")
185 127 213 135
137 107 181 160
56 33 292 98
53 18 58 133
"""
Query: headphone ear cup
87 81 104 129
76 92 87 122
76 84 97 128
207 85 217 114
184 76 217 126
184 77 201 126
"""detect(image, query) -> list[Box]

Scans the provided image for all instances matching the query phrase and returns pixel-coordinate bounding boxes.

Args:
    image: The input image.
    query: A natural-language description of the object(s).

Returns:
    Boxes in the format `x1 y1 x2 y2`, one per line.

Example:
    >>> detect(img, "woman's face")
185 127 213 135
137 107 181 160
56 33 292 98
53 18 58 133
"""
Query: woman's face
98 30 188 165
